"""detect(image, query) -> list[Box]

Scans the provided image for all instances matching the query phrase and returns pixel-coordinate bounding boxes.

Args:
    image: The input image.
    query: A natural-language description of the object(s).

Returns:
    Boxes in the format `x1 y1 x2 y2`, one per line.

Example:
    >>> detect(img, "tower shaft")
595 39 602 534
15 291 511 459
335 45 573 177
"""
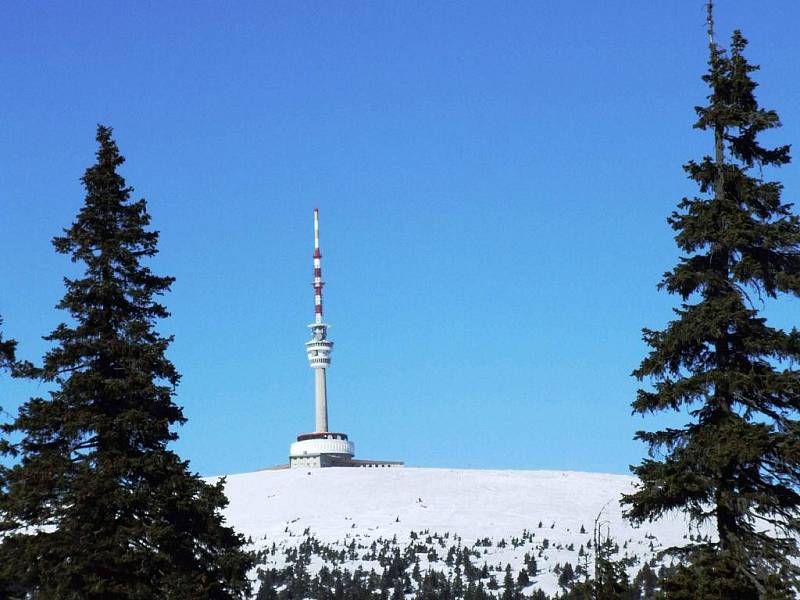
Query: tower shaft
315 368 329 432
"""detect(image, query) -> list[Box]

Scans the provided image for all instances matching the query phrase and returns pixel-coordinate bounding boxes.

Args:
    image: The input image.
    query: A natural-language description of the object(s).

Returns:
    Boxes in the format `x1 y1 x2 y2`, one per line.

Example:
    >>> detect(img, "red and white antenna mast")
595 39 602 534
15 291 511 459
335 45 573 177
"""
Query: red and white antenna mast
313 208 324 324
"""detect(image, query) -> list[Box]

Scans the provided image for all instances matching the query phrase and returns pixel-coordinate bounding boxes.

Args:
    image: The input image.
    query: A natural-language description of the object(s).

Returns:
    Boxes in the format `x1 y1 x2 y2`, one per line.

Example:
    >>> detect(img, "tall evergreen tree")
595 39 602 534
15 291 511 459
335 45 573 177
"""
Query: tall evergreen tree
0 126 253 598
623 3 800 597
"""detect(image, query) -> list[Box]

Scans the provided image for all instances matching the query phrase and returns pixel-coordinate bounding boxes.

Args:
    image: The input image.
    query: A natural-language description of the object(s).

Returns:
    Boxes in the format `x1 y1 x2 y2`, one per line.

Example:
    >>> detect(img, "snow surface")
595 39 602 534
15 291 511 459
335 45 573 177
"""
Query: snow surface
216 467 709 597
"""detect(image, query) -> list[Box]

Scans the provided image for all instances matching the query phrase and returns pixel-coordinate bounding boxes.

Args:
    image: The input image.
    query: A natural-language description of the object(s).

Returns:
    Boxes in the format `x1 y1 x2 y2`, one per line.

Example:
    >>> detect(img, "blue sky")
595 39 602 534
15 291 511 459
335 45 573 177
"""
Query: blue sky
1 2 798 476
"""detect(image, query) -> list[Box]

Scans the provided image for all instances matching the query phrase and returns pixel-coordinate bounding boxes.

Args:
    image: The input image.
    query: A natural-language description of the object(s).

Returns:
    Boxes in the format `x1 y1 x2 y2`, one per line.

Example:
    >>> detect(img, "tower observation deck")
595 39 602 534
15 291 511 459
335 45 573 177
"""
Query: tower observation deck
288 209 402 469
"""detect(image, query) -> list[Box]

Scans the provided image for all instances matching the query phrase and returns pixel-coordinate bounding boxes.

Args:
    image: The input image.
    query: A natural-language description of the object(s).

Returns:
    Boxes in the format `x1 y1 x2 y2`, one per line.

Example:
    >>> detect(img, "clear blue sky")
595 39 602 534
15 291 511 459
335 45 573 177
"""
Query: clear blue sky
1 2 798 476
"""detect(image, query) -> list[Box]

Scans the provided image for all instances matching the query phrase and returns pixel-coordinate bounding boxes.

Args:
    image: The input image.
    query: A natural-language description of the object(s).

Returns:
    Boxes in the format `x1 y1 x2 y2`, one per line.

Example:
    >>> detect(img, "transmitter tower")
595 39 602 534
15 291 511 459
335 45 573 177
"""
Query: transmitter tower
306 208 333 432
288 209 402 469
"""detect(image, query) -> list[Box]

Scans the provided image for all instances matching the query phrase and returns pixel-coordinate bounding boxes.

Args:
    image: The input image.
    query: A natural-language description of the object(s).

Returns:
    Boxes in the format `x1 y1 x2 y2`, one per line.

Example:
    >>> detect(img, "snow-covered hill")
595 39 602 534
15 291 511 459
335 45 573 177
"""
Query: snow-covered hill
217 467 708 597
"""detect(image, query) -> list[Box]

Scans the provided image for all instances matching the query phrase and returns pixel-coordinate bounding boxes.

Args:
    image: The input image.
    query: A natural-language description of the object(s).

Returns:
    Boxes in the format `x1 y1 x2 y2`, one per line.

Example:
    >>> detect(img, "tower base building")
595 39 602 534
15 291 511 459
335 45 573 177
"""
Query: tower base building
289 432 353 468
289 432 402 468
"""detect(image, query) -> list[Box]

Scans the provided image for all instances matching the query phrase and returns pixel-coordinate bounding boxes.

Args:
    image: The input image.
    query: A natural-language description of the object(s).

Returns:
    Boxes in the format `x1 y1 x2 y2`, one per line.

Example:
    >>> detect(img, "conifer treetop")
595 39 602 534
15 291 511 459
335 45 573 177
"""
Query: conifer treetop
0 319 16 372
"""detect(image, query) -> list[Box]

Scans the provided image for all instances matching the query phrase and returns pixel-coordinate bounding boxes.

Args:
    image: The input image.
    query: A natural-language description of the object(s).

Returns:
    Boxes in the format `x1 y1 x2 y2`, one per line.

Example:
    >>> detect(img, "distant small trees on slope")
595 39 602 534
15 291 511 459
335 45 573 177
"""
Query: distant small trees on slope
252 529 663 600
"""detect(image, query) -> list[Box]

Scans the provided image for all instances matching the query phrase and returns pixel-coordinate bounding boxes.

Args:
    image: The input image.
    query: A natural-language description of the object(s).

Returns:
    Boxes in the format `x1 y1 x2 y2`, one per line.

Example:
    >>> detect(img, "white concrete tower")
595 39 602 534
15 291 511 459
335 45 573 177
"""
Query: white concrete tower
305 208 332 432
289 209 356 468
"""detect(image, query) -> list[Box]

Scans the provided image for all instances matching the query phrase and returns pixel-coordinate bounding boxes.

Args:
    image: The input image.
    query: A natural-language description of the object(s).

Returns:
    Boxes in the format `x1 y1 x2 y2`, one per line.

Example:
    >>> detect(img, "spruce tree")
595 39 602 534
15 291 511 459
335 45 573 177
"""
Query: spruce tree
501 565 517 600
558 562 575 590
0 126 253 598
623 3 800 597
592 539 632 600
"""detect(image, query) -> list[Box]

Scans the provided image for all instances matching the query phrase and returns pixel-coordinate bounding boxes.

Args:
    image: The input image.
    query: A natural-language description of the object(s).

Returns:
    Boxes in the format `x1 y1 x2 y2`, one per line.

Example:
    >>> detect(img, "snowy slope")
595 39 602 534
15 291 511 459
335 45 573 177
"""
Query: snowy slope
216 467 708 596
